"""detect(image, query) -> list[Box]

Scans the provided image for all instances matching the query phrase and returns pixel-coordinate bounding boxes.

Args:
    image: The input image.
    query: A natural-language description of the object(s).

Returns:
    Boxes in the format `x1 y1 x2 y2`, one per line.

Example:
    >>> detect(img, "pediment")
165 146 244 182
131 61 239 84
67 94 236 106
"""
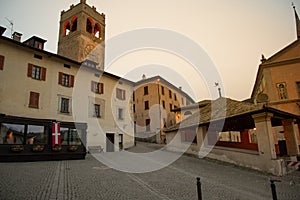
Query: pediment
263 39 300 65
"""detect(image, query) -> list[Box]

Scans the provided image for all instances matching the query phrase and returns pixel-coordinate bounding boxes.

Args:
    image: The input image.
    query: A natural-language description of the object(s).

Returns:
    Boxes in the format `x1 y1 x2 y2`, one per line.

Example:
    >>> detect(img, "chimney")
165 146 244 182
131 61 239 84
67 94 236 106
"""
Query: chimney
0 26 6 36
12 32 22 42
179 86 182 90
142 74 146 80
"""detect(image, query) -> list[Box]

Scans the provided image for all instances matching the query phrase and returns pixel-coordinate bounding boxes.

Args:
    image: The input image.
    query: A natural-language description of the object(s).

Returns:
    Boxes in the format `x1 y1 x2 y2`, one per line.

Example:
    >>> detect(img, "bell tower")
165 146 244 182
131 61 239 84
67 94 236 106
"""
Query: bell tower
57 0 105 70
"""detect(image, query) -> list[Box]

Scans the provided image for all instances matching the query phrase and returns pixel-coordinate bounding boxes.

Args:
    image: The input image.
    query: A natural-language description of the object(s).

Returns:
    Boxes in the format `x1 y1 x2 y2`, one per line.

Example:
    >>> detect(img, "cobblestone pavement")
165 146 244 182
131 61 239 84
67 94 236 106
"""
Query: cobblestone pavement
0 142 300 200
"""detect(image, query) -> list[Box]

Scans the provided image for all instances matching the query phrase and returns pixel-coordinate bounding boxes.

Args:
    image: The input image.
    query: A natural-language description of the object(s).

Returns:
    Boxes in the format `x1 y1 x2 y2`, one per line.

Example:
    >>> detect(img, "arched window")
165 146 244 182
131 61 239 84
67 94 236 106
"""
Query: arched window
94 23 101 38
86 18 94 33
64 21 71 36
184 111 192 116
71 16 78 32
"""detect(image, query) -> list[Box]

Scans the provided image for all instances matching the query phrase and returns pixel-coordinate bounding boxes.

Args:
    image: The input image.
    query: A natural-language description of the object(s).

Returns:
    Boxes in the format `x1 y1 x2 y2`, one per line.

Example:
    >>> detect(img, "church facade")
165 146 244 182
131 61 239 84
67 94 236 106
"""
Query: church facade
251 6 300 116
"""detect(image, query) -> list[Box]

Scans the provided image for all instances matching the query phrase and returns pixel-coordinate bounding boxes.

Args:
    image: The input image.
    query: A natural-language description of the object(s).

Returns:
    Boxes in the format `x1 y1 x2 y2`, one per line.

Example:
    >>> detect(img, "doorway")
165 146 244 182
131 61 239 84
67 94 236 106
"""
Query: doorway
119 134 123 150
106 133 115 152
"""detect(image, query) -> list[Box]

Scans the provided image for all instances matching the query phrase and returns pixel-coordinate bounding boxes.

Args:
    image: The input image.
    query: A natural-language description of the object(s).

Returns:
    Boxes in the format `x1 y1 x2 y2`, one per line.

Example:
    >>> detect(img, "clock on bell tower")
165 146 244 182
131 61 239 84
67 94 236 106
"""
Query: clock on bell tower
57 0 105 70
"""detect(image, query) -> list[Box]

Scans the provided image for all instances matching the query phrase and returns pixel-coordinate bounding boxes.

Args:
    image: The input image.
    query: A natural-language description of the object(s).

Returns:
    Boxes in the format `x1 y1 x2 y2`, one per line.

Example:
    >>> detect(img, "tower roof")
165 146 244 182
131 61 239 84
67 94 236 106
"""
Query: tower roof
293 3 300 39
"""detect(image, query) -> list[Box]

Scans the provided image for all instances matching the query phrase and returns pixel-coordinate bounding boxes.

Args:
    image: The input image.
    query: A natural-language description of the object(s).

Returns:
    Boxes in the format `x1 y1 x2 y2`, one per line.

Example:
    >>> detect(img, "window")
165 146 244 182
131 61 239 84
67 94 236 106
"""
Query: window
34 41 43 49
118 108 124 120
91 81 104 94
132 92 135 101
276 83 288 100
182 97 184 104
145 101 149 110
133 104 136 112
0 123 24 144
218 131 241 143
169 90 172 98
145 119 150 132
29 91 39 109
27 125 47 144
61 127 82 145
162 100 165 109
297 82 300 97
32 66 41 79
161 86 164 95
249 129 257 144
86 18 93 33
27 64 46 81
93 104 101 118
184 111 192 116
62 74 69 86
58 72 74 87
34 54 42 59
0 55 4 70
144 86 149 95
94 23 101 38
60 98 70 113
95 73 100 78
116 88 126 100
71 16 78 32
169 103 172 111
174 93 177 101
64 21 71 36
64 64 71 68
89 97 105 119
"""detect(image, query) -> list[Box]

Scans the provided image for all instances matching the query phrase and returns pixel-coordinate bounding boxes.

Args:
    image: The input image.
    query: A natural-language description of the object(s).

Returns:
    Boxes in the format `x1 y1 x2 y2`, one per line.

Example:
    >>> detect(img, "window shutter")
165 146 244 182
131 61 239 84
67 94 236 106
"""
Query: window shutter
100 83 104 94
41 67 46 81
35 92 40 108
0 55 4 70
70 75 74 87
116 88 119 98
91 81 95 92
29 91 39 108
27 64 33 77
58 72 63 85
123 90 126 100
29 92 33 107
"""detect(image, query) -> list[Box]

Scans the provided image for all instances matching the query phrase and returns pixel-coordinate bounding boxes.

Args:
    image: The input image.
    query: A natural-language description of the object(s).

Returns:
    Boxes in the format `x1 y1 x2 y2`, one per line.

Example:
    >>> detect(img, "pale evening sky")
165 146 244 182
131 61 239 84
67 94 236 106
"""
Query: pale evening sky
0 0 299 102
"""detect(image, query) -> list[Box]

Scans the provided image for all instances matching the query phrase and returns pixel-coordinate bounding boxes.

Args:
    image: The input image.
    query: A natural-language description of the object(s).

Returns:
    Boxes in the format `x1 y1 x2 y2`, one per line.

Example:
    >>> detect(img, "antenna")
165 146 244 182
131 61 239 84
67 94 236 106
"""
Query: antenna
214 82 222 98
5 17 14 38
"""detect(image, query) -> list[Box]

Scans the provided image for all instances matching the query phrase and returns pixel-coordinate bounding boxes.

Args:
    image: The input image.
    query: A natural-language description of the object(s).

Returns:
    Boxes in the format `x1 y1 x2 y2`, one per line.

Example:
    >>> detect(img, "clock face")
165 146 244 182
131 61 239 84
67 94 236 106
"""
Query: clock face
84 44 95 58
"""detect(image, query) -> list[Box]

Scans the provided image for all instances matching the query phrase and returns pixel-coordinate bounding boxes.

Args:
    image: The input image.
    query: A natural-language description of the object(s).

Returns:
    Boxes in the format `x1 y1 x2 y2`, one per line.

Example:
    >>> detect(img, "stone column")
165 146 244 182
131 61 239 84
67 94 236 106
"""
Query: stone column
197 126 207 147
252 113 277 159
282 119 300 156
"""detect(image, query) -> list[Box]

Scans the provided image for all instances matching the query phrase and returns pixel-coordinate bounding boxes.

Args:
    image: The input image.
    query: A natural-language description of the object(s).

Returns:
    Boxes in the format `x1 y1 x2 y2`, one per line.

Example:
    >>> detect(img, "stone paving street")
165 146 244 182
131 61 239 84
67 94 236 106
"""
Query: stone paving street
0 142 300 200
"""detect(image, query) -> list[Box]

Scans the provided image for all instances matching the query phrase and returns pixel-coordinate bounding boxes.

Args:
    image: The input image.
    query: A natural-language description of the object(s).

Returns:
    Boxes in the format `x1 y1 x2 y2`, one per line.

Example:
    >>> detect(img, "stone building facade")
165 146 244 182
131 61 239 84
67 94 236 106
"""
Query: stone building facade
57 0 105 69
133 75 194 143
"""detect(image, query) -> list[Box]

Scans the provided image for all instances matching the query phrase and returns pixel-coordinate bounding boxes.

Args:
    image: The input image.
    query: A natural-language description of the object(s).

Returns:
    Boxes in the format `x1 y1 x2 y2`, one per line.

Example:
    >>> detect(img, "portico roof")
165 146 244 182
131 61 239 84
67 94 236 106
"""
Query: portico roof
165 97 300 132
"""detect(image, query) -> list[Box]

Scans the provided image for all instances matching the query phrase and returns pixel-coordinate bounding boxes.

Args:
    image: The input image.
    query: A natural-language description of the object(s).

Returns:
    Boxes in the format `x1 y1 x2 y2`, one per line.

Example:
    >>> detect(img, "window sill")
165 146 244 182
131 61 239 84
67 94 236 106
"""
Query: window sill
29 105 39 109
59 111 71 115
